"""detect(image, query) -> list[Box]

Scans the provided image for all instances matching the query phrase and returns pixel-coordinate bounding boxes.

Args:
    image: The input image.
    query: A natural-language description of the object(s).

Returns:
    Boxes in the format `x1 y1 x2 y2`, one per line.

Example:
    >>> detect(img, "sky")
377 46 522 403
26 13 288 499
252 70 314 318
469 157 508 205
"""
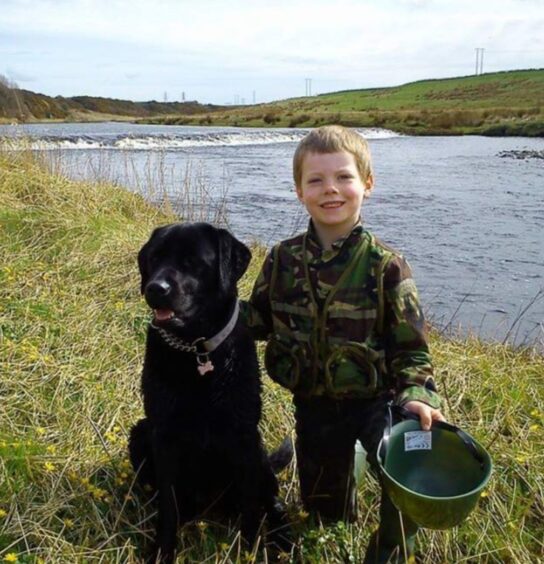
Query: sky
1 0 543 105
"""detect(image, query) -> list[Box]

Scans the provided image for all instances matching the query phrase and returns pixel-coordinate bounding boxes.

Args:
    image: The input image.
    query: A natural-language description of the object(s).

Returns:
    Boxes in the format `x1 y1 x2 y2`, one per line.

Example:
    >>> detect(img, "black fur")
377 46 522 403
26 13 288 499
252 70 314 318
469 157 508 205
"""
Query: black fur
129 222 290 563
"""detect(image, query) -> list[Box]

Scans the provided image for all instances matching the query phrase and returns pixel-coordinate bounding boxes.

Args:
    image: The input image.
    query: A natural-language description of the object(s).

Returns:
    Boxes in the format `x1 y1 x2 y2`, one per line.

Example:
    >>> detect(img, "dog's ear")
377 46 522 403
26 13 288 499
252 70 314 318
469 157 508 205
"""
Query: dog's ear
138 226 167 294
217 228 252 293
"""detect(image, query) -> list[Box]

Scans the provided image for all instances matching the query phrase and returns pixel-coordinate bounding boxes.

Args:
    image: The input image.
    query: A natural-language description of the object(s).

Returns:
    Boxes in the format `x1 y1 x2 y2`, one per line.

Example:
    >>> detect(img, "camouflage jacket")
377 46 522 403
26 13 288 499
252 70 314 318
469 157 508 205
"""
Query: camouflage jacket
241 221 441 408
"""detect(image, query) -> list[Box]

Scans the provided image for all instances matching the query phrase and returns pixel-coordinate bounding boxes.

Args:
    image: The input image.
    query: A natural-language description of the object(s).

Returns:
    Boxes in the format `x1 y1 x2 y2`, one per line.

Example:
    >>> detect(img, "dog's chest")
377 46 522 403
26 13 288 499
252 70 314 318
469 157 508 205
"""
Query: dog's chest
144 372 250 428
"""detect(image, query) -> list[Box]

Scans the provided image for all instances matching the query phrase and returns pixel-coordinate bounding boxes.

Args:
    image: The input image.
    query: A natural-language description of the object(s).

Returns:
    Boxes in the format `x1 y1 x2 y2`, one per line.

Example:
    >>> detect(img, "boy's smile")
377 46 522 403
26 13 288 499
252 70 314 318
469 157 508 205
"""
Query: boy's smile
296 151 373 249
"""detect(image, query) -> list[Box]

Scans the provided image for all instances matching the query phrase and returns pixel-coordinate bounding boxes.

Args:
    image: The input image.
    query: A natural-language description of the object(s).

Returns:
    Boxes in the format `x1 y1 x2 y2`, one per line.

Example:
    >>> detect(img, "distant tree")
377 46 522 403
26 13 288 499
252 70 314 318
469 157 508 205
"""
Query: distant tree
0 74 19 90
0 75 27 120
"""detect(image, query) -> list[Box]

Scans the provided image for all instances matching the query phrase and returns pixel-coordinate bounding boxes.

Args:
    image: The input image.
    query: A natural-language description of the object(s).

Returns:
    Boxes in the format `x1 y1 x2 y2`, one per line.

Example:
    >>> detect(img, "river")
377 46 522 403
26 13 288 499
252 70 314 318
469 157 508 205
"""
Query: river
1 122 543 347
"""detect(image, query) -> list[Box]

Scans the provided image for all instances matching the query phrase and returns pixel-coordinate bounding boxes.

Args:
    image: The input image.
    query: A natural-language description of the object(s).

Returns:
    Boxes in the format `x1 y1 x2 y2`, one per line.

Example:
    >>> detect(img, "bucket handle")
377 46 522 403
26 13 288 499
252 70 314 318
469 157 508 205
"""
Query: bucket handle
381 403 486 469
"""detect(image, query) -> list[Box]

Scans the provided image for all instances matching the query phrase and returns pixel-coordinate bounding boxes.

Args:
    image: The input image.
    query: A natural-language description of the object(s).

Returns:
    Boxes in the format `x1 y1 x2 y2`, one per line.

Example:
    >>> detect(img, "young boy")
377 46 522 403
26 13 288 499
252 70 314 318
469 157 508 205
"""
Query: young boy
242 125 445 563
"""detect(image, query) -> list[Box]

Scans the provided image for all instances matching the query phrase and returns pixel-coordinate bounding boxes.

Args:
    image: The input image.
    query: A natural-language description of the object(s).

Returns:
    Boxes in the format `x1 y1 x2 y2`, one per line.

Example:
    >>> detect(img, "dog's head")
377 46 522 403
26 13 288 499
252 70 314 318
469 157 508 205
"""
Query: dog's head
138 222 251 330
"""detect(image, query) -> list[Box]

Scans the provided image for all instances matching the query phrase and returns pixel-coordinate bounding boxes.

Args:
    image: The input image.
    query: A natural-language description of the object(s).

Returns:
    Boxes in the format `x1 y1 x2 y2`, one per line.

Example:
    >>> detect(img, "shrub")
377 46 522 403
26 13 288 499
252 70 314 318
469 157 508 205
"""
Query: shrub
263 112 279 124
288 114 311 128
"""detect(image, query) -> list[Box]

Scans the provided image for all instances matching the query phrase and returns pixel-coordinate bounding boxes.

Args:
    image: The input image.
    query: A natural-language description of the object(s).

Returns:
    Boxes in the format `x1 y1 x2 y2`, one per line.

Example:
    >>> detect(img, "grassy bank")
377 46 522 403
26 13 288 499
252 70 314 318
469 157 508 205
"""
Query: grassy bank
144 69 544 136
0 151 543 562
2 70 543 135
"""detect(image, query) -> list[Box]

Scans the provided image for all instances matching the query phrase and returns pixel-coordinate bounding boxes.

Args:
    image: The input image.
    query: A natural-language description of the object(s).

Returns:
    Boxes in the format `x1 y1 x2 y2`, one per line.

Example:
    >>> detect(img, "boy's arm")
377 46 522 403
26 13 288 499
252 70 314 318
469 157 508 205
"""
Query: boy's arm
382 255 442 410
239 251 274 341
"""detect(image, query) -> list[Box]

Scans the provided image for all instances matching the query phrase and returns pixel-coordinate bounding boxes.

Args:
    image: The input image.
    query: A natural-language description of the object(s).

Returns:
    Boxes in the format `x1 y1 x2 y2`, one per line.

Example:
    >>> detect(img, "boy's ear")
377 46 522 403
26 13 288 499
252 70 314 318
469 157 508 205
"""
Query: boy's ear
364 174 374 197
295 184 304 202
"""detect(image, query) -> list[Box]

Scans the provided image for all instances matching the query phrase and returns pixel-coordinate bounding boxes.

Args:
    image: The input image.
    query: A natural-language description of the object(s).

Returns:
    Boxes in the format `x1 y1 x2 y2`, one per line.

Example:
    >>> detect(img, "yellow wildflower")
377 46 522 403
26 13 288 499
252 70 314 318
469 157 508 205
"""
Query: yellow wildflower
530 409 541 418
63 518 74 528
298 509 309 521
3 554 18 563
36 427 46 436
243 551 255 563
480 490 489 498
43 462 56 472
515 455 526 464
90 487 107 500
219 543 230 551
197 521 208 531
46 445 57 454
0 509 7 518
120 459 132 471
529 424 540 432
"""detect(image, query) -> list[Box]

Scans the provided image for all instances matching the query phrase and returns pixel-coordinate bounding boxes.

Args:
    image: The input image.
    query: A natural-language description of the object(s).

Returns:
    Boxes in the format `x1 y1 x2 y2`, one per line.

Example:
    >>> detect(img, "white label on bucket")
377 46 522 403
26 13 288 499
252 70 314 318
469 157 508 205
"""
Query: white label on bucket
404 431 432 451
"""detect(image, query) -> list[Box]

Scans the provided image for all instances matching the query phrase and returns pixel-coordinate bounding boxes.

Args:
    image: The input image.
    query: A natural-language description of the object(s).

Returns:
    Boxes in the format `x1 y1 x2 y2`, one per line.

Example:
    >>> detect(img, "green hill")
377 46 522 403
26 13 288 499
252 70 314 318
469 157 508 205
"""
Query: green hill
1 69 543 135
146 69 544 136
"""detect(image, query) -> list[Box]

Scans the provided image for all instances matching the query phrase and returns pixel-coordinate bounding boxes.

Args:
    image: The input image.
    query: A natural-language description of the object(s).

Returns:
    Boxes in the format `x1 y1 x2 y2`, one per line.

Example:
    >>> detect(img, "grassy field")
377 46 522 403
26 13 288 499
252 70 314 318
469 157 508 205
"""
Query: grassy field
144 69 544 136
0 149 543 562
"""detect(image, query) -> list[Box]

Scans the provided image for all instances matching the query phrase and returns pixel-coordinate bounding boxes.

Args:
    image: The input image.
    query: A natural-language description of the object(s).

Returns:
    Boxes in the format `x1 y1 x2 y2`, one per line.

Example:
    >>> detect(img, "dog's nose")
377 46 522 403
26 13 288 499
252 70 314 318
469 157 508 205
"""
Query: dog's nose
146 280 172 300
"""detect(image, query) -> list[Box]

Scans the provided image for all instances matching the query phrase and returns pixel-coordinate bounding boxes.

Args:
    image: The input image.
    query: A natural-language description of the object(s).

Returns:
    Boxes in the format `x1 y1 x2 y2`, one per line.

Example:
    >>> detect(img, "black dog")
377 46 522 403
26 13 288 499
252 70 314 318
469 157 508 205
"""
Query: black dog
129 222 290 563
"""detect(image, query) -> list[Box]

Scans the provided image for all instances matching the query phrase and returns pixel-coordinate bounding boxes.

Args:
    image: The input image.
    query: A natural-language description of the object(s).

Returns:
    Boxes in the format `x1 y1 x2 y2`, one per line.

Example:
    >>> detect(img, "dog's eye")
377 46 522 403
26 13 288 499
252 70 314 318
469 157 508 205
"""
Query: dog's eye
184 257 203 270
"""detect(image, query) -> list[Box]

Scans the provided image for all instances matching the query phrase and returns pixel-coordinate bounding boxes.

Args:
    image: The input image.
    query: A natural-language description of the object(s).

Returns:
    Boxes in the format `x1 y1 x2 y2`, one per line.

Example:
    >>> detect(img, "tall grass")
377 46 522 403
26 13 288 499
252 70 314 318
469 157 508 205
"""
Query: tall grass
0 149 543 562
2 139 230 229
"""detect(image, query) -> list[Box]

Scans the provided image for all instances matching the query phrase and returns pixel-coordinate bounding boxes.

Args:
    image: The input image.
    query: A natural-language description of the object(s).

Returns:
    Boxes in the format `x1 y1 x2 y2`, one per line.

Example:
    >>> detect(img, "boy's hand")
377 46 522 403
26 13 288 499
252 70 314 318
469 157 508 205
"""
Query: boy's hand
403 401 446 431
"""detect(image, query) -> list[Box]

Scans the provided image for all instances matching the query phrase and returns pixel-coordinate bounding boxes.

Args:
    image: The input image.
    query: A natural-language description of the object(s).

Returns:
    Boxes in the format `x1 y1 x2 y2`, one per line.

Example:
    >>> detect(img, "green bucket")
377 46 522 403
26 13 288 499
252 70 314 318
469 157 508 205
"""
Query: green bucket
377 410 492 530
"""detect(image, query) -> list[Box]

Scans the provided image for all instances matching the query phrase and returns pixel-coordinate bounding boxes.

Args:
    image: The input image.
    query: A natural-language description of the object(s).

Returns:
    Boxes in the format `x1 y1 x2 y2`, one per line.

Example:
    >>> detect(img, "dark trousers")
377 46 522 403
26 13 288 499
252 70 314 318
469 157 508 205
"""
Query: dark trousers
294 394 418 563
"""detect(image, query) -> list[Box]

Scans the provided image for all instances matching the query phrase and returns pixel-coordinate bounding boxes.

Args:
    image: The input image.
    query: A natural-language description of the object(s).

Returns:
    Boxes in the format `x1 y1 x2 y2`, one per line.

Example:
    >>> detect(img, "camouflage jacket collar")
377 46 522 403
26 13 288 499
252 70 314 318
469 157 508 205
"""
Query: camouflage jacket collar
306 218 365 265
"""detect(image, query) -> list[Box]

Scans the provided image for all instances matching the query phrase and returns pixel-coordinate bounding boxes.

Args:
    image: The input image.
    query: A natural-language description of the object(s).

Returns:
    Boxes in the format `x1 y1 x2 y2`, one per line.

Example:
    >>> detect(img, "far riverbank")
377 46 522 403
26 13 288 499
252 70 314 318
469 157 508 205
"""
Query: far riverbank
2 69 543 137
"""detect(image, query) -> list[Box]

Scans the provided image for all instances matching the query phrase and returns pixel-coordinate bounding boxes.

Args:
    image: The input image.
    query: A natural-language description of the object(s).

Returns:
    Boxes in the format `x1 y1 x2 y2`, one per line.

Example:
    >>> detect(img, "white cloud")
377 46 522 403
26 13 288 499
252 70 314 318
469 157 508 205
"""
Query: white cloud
1 0 542 101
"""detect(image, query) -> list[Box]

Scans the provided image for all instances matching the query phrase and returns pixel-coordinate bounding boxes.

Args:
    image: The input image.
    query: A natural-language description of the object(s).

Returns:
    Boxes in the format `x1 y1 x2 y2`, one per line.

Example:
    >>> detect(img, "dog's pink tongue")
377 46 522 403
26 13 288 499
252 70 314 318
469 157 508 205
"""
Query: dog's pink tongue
154 309 174 321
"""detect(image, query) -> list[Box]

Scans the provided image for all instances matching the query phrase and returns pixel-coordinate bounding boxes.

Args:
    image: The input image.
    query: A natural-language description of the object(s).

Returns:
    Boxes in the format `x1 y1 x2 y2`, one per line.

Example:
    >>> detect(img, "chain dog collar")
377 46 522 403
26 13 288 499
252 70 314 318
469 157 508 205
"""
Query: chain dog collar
151 300 240 375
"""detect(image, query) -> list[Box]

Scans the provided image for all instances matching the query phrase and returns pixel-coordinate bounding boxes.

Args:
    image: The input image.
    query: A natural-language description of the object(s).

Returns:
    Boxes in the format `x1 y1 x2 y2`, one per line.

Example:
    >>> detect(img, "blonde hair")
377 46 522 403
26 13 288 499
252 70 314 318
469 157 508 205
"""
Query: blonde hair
293 125 373 187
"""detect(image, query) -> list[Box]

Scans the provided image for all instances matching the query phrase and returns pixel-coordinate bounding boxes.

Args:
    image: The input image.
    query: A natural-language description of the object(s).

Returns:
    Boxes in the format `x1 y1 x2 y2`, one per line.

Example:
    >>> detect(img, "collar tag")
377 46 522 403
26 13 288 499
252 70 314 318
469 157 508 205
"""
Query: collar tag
197 360 215 375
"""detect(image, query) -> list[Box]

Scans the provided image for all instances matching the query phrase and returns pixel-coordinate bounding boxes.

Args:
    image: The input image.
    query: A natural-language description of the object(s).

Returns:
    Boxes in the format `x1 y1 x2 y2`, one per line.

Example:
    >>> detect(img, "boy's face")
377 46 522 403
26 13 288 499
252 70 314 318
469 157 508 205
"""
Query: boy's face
296 151 373 241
